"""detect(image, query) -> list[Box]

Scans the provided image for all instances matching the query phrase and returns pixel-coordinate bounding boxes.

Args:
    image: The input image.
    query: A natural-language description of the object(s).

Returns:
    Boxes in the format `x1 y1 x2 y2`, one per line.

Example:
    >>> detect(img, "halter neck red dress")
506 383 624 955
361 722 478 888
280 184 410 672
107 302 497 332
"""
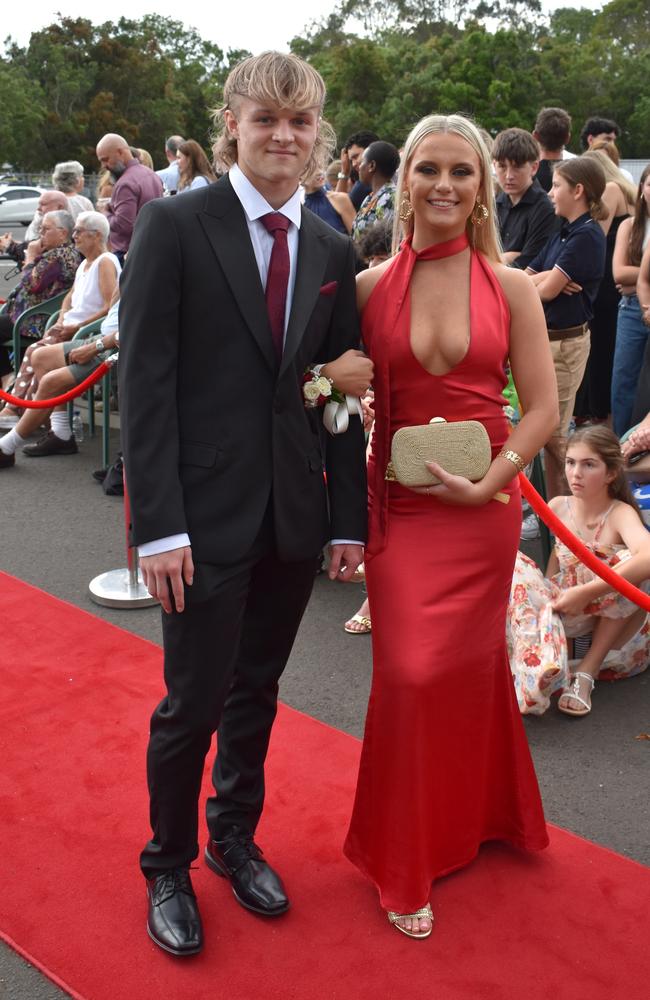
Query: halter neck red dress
344 233 549 913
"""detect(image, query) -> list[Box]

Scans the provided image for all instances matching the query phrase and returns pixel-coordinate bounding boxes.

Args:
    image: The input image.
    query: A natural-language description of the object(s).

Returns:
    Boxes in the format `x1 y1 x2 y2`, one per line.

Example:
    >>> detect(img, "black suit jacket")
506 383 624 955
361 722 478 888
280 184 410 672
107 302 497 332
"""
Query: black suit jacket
118 175 367 564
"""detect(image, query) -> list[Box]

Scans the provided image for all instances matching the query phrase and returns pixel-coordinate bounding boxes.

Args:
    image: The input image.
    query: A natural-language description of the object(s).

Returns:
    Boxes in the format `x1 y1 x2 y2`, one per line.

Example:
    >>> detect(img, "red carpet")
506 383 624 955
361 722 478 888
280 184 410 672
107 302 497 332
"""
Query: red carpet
0 571 648 1000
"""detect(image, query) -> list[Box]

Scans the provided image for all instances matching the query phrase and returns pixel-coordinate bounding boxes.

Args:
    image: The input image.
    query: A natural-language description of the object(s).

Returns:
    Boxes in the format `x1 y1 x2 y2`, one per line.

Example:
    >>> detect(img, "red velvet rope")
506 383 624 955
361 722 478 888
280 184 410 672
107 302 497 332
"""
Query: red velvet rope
519 473 650 613
0 361 111 409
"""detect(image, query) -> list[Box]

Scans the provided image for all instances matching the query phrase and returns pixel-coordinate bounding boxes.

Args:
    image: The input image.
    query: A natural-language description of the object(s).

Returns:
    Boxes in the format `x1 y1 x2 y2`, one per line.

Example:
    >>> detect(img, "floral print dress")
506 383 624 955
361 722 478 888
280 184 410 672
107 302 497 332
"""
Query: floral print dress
507 499 650 714
351 182 396 242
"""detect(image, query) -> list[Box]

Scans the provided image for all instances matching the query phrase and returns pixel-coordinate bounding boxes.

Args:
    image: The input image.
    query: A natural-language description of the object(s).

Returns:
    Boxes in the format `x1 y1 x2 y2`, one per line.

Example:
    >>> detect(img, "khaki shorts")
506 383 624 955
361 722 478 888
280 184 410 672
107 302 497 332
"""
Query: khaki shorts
549 330 591 442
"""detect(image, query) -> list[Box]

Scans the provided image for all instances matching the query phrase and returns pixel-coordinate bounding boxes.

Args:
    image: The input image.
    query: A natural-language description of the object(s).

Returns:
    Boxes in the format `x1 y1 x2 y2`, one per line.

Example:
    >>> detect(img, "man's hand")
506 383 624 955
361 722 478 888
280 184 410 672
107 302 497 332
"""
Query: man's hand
140 546 194 613
69 342 99 365
561 280 582 296
328 543 364 582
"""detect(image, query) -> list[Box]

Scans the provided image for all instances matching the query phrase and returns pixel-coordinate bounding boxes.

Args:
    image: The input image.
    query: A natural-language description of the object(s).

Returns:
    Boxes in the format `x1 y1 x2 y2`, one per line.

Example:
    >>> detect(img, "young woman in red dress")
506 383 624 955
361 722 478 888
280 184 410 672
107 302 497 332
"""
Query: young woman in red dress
343 114 559 938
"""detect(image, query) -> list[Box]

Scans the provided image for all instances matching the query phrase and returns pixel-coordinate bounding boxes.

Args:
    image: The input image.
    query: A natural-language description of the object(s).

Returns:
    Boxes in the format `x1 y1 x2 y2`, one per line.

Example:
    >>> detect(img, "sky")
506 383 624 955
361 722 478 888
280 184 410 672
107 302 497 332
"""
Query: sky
1 1 606 54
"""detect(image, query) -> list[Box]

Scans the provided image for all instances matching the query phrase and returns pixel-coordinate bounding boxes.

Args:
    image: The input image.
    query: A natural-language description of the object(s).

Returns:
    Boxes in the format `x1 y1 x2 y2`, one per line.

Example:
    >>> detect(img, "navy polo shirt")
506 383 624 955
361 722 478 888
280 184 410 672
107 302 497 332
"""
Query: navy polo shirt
528 212 606 329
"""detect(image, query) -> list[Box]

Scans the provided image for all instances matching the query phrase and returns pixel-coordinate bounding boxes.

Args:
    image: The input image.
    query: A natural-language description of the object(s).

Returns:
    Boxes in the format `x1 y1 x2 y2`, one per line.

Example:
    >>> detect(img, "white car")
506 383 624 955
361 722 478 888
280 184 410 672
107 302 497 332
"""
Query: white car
0 185 45 230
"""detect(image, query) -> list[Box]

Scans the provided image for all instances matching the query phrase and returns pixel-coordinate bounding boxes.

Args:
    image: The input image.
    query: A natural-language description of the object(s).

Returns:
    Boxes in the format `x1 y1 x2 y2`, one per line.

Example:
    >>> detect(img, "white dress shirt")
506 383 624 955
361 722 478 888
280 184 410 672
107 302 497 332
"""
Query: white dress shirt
139 164 302 558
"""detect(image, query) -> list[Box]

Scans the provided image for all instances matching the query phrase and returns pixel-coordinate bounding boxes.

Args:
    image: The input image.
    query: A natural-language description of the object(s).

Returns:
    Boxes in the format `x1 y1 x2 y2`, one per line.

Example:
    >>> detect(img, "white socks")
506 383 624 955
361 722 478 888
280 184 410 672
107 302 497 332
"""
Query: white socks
0 428 25 455
50 412 72 441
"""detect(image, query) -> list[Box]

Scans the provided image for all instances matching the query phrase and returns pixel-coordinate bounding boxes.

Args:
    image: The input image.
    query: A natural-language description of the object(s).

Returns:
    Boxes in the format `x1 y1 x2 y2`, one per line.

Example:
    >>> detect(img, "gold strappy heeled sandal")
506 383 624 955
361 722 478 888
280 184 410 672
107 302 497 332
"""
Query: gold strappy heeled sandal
387 903 433 939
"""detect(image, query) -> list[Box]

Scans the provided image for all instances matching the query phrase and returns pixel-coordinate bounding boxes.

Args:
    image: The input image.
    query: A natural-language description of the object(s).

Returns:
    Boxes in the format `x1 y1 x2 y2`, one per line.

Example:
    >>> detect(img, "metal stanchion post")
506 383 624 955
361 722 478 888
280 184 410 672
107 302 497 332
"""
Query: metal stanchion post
89 466 158 608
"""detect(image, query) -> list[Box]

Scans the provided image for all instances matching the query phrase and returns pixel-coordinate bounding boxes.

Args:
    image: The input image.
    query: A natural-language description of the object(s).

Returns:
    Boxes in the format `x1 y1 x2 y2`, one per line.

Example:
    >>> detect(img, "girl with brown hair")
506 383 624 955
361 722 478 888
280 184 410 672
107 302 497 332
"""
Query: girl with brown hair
176 139 217 192
508 424 650 716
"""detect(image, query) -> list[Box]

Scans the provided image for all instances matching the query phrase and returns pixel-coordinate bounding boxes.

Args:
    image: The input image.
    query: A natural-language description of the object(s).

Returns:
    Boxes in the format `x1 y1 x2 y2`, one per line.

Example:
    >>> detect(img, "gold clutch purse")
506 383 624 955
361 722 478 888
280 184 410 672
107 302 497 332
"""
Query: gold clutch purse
386 417 492 487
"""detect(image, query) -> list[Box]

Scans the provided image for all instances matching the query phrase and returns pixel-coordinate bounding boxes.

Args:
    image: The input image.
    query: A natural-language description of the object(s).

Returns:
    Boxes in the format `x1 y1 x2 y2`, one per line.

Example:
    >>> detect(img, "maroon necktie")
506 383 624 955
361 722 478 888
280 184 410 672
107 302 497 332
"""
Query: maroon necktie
260 212 290 358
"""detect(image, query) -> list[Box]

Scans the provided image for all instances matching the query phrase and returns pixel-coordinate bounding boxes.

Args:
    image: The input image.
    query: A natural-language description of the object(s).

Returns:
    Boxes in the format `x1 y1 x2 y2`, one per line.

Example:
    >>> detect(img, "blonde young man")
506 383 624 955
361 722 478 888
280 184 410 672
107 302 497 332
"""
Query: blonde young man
119 52 367 956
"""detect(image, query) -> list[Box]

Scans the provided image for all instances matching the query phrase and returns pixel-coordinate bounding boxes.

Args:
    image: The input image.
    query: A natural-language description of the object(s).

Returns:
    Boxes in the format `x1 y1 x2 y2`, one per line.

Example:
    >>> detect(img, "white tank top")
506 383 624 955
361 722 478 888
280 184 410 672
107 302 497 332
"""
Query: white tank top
64 251 121 328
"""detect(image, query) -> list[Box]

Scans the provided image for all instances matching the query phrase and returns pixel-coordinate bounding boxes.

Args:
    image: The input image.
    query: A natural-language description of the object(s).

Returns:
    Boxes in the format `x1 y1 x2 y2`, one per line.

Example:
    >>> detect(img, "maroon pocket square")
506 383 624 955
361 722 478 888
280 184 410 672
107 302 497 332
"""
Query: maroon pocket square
319 281 338 296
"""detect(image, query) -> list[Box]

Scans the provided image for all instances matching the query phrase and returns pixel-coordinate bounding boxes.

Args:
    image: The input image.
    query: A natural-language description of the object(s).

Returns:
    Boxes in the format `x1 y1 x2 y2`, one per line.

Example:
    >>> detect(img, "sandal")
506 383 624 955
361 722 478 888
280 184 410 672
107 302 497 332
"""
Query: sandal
558 671 595 716
387 903 433 939
343 613 371 634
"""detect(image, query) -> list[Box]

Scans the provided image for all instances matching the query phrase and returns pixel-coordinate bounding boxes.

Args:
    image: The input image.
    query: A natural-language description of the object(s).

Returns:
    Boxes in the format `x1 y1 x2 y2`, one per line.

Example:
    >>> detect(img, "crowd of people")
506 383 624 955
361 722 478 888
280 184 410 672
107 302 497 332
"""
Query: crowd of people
1 51 649 949
0 99 648 684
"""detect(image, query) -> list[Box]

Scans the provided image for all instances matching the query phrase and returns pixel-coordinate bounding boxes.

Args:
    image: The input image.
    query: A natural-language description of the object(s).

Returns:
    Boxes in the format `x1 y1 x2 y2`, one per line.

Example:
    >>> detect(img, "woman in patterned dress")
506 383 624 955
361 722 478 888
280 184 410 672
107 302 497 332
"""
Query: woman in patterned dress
508 425 650 715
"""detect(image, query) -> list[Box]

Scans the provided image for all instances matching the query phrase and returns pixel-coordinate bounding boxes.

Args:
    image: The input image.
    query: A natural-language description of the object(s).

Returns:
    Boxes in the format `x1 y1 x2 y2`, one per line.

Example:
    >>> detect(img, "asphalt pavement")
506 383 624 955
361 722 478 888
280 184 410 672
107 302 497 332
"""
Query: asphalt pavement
1 425 648 998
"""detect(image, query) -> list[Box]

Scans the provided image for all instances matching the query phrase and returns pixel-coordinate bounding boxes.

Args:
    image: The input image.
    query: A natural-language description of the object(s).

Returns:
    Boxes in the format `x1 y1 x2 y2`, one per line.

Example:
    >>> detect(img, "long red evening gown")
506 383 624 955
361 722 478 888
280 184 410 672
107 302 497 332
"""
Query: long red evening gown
344 232 549 913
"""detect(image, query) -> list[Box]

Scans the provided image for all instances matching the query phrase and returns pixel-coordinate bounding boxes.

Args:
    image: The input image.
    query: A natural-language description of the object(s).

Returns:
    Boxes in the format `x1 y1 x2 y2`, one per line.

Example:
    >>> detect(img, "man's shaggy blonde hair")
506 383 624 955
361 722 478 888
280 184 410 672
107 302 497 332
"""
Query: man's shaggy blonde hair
212 52 335 180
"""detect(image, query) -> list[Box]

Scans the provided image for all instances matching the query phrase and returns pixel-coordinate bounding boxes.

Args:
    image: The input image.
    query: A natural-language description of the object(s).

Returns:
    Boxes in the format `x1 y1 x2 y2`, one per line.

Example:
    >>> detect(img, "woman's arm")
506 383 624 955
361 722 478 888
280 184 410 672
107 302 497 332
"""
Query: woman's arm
320 350 374 396
599 182 625 237
577 505 650 603
526 265 571 302
637 242 650 327
327 192 356 233
612 217 638 293
63 258 119 332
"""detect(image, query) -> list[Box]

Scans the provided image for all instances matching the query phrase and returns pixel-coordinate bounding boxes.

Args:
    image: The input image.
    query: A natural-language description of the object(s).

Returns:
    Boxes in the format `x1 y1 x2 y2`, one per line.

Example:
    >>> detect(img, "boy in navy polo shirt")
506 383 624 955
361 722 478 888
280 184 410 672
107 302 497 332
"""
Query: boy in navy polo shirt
527 156 607 497
494 128 556 270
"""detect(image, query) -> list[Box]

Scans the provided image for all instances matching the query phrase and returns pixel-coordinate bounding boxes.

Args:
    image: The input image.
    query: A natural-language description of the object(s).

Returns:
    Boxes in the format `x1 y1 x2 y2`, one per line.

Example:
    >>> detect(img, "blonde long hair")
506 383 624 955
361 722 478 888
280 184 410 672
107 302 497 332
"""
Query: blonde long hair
392 113 502 261
211 51 335 181
584 148 637 209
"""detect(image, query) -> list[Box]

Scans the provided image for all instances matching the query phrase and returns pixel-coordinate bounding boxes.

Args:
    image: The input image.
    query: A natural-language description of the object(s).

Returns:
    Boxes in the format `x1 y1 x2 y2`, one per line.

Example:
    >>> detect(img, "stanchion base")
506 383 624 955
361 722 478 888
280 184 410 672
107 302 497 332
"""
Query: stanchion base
89 568 158 609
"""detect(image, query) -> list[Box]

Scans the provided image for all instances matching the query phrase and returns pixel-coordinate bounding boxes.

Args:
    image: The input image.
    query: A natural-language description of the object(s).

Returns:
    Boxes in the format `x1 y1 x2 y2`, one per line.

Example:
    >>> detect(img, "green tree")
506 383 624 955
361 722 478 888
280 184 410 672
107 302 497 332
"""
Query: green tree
3 16 249 171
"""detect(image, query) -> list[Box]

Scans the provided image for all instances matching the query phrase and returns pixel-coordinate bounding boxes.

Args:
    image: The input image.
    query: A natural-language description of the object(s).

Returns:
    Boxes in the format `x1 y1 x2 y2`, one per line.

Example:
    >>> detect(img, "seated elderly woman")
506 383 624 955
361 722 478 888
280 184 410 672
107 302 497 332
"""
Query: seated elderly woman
0 190 69 268
0 211 120 428
0 290 119 467
52 160 94 219
0 210 80 395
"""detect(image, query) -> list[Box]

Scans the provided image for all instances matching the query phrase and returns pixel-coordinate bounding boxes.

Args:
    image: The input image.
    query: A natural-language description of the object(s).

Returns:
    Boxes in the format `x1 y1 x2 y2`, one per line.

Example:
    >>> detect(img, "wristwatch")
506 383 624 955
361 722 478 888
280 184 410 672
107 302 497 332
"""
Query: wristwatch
337 172 349 180
95 338 105 354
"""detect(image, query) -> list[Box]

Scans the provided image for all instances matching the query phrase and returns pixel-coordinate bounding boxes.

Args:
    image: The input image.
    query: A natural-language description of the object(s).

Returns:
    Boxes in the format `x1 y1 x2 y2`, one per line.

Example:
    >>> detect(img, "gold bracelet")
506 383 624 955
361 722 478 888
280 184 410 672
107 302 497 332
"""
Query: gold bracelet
498 448 526 473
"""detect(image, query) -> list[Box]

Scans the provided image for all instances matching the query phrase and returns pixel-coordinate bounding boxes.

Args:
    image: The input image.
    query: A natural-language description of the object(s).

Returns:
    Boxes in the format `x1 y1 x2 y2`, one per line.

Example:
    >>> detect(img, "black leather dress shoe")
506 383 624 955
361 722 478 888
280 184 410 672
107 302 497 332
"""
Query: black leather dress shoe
23 431 78 457
205 829 289 916
146 868 203 956
0 450 15 469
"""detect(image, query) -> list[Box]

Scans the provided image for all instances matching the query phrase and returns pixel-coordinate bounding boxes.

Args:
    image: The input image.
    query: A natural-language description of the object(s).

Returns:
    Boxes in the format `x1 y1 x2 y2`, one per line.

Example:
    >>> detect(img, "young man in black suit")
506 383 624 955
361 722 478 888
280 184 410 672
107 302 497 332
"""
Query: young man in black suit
118 52 367 957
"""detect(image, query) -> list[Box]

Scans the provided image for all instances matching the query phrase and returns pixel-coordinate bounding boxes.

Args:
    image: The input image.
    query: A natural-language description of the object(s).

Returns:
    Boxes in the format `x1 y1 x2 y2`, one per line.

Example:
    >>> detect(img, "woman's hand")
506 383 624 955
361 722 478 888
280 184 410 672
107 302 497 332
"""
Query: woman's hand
642 302 650 328
551 585 590 616
24 239 42 265
408 461 490 506
361 391 374 432
322 349 374 396
622 424 650 458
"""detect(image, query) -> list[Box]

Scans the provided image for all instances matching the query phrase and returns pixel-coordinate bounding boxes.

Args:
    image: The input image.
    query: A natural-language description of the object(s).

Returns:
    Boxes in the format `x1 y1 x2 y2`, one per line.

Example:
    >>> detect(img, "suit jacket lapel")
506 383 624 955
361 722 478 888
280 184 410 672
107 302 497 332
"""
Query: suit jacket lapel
280 207 329 377
199 175 276 372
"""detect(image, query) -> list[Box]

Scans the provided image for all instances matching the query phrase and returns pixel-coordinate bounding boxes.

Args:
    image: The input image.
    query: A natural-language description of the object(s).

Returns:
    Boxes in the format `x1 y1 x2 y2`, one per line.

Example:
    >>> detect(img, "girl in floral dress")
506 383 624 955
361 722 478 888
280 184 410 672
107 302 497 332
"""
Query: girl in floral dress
508 425 650 715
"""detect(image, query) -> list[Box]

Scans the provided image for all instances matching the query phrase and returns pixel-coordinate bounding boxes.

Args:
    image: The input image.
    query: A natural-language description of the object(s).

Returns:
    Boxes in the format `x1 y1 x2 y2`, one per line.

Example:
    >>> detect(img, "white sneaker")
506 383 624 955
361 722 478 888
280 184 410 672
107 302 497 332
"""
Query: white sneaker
0 411 19 429
520 512 540 540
